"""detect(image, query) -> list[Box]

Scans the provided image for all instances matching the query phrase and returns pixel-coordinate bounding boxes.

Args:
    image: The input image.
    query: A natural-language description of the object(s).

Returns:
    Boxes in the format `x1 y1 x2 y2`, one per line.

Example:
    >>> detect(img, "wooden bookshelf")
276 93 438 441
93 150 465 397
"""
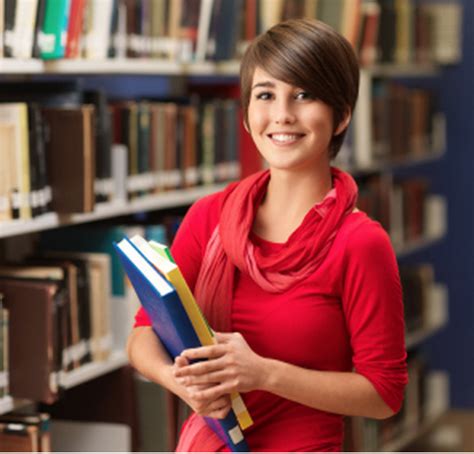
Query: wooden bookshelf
394 231 445 257
364 63 439 78
346 149 446 177
0 59 439 79
58 350 128 390
0 396 31 416
0 184 227 240
45 59 241 76
0 58 44 74
381 384 449 452
405 284 448 349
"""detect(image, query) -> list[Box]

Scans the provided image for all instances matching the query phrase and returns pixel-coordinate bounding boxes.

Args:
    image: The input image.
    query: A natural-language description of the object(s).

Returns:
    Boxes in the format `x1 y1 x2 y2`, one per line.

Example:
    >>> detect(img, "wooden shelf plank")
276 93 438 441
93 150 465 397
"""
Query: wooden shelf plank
59 350 128 390
44 59 240 76
0 396 32 416
0 59 44 73
343 150 446 177
394 232 445 257
0 184 226 239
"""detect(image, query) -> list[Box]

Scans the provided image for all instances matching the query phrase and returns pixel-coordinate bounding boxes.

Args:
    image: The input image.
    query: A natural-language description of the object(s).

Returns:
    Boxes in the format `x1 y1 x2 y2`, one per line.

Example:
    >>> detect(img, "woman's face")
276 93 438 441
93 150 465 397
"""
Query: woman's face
247 67 347 173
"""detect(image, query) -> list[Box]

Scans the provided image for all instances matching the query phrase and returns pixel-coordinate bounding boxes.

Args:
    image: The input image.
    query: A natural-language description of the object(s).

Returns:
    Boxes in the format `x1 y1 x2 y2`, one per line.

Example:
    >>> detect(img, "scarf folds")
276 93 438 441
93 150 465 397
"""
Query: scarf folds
194 167 358 333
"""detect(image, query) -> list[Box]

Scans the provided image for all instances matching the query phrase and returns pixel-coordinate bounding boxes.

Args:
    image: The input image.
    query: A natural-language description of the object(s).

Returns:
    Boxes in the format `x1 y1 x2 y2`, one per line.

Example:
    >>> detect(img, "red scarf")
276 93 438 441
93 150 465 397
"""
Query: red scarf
194 167 358 333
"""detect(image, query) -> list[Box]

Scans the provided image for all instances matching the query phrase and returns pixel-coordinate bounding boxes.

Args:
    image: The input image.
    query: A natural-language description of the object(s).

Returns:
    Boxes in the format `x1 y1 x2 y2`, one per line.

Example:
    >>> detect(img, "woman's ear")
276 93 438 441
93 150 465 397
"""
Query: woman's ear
243 119 250 133
334 109 352 136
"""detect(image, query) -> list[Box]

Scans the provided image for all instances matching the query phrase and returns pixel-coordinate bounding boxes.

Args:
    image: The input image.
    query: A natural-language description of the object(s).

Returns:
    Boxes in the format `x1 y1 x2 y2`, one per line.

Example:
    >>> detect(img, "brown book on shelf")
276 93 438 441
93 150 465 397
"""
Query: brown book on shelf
25 258 82 370
0 422 40 452
41 251 112 363
42 105 96 214
149 103 166 193
0 412 51 452
0 277 66 404
163 103 180 189
181 105 198 188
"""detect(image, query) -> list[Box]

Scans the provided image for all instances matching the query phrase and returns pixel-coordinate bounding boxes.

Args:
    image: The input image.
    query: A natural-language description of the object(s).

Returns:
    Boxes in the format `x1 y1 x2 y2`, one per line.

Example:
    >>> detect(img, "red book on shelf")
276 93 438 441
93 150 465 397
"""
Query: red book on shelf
65 0 86 59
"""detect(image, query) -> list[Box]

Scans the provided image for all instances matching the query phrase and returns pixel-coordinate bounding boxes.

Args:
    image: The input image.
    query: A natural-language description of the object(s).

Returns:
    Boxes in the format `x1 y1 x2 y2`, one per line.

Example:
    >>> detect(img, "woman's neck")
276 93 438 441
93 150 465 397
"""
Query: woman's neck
253 165 333 243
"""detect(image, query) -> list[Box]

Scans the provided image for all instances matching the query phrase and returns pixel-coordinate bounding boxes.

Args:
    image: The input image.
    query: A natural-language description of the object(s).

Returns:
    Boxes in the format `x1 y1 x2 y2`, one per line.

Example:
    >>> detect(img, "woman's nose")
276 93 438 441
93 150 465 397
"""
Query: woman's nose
273 99 296 124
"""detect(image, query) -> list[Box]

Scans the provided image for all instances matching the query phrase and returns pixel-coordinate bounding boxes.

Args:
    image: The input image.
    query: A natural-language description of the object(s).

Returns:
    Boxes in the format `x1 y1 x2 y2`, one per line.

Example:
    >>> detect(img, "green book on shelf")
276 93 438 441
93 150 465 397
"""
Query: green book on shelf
40 0 70 59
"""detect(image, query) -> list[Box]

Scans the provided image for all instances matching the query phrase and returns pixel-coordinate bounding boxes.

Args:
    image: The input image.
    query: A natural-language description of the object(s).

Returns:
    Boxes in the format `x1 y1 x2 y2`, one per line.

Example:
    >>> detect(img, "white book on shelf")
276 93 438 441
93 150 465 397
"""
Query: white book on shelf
353 71 373 168
84 0 114 60
11 0 39 59
195 0 214 61
111 144 128 204
424 194 447 240
424 2 463 65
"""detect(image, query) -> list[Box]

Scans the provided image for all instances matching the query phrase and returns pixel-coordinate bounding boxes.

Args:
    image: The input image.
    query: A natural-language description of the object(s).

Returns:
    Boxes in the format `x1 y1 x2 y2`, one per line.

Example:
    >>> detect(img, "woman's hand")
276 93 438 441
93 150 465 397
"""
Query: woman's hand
173 332 267 404
173 355 232 419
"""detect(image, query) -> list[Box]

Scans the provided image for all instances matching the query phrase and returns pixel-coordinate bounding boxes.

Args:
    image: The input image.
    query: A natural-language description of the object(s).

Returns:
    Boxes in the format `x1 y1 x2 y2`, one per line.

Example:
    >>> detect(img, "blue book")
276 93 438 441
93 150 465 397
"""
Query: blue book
114 237 250 451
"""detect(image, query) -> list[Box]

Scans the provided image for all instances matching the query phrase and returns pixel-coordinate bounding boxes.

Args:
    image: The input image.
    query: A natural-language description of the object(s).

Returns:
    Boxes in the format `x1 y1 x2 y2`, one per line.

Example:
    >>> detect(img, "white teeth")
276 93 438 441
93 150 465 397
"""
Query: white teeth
271 134 301 143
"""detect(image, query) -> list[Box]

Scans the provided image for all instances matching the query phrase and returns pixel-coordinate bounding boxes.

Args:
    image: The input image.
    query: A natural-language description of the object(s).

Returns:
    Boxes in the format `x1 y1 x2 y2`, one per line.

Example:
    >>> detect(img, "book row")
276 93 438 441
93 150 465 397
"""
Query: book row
0 0 462 65
0 411 51 452
335 81 445 170
0 83 241 224
0 251 113 404
356 174 446 248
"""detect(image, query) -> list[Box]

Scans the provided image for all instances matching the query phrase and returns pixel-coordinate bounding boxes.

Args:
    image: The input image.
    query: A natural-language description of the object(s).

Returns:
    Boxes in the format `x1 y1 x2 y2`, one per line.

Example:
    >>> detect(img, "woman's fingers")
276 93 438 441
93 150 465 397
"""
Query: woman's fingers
181 343 227 361
176 368 230 386
174 355 228 378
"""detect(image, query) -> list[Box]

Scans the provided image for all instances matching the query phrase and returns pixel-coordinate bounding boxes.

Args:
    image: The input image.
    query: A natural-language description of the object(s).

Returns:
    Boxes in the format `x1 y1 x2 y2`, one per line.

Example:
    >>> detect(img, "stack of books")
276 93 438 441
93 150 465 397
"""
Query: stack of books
114 235 253 452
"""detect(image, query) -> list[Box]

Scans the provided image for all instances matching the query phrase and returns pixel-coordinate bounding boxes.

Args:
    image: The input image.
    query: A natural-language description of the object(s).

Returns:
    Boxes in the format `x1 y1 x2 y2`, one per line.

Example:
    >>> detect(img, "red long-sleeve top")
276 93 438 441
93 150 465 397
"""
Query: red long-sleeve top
134 190 408 451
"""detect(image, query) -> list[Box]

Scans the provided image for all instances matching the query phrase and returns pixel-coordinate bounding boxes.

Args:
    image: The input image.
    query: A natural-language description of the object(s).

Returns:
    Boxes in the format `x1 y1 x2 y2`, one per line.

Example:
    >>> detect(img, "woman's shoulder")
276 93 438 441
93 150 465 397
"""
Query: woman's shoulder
337 211 394 257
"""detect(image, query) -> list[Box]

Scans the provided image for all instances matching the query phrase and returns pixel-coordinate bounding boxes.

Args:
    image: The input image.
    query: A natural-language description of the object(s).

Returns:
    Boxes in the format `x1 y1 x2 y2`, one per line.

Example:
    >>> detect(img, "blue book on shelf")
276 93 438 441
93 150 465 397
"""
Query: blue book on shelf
114 237 250 451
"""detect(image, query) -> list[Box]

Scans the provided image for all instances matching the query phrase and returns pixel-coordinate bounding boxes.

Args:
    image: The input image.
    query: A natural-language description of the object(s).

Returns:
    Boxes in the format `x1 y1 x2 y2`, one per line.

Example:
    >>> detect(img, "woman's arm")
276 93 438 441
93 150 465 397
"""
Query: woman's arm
174 332 394 419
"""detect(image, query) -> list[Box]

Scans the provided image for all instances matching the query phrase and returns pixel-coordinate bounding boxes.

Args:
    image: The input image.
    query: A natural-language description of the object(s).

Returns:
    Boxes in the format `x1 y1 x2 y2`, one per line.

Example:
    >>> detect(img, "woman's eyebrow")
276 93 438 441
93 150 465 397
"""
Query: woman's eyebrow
251 81 275 90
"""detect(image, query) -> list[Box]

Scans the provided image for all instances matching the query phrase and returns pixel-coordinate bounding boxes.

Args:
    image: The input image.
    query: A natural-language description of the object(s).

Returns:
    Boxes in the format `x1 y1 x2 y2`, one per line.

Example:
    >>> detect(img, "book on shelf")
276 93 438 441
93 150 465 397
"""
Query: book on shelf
0 0 463 65
42 105 96 214
39 0 70 59
35 251 113 364
0 412 51 452
114 235 253 452
0 421 40 452
0 276 66 404
0 103 31 221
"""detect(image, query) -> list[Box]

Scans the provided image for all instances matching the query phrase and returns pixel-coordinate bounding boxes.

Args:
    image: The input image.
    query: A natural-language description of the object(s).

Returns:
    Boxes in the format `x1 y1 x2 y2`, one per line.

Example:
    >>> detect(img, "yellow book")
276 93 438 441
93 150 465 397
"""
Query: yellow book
130 235 253 430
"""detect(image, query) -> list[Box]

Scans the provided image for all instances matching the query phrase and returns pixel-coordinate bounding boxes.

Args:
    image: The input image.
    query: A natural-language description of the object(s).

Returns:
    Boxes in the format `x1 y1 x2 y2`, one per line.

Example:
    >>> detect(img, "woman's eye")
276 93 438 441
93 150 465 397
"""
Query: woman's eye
256 92 273 101
295 91 312 100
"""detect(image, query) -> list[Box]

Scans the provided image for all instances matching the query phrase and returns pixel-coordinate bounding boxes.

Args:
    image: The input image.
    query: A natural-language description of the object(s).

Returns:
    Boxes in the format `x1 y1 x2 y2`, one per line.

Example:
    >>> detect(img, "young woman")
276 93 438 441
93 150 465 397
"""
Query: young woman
128 19 408 452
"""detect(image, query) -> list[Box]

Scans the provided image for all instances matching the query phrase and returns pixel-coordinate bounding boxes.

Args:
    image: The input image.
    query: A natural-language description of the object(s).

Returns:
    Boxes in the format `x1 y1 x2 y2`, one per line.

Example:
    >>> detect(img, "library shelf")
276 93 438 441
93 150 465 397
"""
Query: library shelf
405 285 448 350
394 231 445 258
0 59 438 79
0 396 31 416
0 184 227 239
345 149 446 177
363 63 439 78
0 58 44 74
58 350 128 390
44 59 241 76
380 401 448 452
0 395 13 415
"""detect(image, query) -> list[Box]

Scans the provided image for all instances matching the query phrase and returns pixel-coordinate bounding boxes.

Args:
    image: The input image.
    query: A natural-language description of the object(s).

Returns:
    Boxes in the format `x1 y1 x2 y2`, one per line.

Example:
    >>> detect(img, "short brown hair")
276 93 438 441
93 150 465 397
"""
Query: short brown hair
240 19 360 159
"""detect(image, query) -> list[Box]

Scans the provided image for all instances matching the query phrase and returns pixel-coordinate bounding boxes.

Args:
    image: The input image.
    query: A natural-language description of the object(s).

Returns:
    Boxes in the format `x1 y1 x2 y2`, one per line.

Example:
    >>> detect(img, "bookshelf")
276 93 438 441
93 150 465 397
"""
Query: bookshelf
58 350 129 390
0 0 463 451
0 184 227 240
